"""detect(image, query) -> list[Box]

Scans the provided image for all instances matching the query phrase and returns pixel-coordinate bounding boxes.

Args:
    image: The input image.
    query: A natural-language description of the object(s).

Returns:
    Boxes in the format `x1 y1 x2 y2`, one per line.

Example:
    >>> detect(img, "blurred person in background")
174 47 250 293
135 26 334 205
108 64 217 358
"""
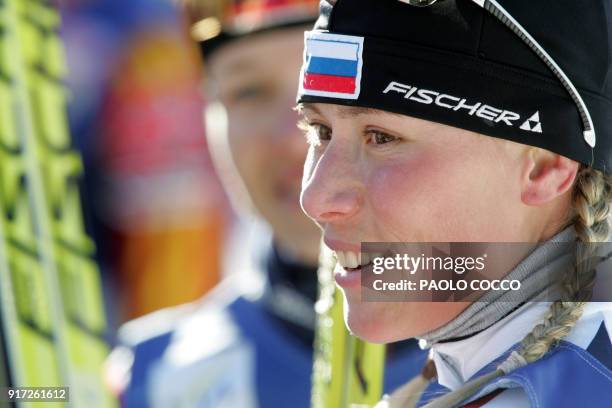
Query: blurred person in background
105 1 425 407
61 0 228 325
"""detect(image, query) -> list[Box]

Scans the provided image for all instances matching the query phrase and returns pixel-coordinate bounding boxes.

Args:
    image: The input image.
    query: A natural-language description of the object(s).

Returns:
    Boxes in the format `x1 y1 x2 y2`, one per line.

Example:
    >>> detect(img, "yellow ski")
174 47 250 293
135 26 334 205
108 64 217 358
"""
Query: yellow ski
0 1 115 406
311 244 386 408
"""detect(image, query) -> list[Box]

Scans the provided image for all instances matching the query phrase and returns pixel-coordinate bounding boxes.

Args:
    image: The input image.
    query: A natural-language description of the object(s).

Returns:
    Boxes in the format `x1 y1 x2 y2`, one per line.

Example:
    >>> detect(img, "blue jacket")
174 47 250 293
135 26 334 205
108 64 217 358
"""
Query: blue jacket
118 289 427 407
418 321 612 407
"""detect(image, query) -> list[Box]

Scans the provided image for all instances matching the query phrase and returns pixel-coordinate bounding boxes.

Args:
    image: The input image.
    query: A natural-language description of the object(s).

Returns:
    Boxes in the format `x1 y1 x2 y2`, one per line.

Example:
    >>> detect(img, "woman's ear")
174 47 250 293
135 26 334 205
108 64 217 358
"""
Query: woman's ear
520 148 579 206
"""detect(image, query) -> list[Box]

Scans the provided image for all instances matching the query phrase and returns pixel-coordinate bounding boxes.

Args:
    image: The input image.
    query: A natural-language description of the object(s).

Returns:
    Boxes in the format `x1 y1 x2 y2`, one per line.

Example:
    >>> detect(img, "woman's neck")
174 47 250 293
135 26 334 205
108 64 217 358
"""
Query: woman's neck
419 226 575 346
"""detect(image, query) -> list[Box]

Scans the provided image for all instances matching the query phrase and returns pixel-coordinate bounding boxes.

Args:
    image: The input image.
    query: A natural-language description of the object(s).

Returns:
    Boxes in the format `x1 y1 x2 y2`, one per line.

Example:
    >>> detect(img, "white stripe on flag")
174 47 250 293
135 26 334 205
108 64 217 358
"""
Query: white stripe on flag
307 39 359 61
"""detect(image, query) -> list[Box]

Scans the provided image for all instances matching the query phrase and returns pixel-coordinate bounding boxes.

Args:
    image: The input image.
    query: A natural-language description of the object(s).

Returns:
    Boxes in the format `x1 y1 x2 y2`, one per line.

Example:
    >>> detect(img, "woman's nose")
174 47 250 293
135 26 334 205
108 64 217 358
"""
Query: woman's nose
301 144 363 224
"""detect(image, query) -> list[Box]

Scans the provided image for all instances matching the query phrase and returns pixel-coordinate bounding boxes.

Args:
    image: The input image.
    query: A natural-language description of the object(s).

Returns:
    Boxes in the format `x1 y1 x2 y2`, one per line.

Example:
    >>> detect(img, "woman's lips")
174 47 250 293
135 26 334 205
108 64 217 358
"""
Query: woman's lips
333 256 376 290
334 264 362 289
324 239 378 289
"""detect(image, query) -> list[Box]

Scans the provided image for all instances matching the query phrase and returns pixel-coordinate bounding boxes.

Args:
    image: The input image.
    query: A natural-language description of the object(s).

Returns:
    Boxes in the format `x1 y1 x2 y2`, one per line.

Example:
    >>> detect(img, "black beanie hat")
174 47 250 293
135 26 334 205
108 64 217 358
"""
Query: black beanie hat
193 0 319 58
296 0 612 173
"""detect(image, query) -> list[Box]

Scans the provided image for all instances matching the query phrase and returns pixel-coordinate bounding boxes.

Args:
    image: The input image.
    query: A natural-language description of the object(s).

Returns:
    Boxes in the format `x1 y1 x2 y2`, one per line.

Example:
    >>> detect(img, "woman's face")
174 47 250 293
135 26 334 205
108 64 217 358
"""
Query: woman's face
298 103 545 342
206 27 321 264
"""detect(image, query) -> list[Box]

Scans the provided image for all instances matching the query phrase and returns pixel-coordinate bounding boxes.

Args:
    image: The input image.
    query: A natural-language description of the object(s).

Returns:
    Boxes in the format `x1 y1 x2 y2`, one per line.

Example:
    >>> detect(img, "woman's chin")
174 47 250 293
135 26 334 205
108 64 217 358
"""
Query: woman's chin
344 300 414 344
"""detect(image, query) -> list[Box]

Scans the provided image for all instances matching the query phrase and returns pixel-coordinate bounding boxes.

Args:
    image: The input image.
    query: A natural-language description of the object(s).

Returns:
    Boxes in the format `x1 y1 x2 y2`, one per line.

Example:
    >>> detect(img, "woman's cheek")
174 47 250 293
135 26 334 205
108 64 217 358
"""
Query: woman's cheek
366 156 441 239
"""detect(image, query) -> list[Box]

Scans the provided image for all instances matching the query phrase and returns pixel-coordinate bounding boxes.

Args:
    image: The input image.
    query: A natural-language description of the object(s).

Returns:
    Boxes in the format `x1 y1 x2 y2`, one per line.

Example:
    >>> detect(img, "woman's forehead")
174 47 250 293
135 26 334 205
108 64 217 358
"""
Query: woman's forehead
297 103 456 135
298 101 519 148
298 102 403 119
209 27 306 76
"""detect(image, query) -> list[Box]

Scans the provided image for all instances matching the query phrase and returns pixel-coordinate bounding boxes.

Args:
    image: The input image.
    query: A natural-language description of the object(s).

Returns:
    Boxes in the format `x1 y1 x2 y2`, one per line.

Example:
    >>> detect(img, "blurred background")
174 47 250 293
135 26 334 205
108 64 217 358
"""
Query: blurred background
0 1 426 407
60 0 230 329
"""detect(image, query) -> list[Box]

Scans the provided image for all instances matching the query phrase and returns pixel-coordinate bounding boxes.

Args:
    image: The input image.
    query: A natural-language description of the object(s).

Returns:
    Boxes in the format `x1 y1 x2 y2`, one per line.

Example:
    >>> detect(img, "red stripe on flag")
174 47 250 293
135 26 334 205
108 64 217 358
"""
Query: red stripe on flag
304 73 356 94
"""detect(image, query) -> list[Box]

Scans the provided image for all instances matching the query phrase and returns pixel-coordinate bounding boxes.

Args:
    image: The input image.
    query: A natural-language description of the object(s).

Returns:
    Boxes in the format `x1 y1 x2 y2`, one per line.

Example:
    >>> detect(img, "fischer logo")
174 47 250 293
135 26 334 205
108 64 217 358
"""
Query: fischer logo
519 111 543 133
382 81 542 132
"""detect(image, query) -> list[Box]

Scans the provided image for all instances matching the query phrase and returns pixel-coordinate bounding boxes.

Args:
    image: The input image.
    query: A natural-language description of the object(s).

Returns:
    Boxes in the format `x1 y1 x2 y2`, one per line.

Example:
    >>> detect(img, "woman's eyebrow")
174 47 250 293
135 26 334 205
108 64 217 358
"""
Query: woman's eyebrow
222 58 257 76
296 103 401 119
335 105 378 118
295 103 319 116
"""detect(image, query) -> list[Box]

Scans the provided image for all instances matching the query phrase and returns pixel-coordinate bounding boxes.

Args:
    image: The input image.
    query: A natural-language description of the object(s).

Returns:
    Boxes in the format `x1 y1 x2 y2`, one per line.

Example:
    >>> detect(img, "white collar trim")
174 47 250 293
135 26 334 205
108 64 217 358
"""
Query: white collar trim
430 302 611 390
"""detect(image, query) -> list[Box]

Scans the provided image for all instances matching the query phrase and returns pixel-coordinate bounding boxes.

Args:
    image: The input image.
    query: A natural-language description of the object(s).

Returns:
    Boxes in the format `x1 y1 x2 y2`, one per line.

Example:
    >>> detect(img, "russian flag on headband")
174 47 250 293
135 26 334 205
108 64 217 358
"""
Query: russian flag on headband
300 31 364 100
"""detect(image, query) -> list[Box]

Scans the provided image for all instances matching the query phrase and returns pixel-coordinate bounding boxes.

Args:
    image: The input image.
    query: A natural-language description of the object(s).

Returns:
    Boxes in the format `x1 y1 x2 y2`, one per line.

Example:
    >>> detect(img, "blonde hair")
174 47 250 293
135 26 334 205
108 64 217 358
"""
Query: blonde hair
411 166 612 408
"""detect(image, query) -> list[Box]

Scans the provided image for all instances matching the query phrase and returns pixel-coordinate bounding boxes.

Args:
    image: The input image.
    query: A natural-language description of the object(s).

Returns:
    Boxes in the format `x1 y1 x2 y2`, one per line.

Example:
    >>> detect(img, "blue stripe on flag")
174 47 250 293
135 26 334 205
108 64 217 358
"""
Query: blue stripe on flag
306 56 358 78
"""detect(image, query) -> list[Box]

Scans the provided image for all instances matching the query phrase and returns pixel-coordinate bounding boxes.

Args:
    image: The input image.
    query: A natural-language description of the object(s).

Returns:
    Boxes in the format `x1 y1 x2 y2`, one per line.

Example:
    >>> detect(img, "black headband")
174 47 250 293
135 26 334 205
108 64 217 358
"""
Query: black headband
296 0 612 173
199 17 316 59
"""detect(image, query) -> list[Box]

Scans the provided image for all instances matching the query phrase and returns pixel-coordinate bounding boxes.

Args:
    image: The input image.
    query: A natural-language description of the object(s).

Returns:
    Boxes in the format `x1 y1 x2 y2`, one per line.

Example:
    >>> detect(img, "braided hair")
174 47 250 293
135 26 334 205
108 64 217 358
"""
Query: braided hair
391 166 612 408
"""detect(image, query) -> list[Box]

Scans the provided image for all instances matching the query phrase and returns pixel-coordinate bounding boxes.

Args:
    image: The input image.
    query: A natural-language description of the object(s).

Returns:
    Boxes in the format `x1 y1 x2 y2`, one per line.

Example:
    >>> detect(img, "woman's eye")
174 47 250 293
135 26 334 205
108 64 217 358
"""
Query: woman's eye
313 124 332 141
229 85 270 105
300 121 332 146
367 131 397 145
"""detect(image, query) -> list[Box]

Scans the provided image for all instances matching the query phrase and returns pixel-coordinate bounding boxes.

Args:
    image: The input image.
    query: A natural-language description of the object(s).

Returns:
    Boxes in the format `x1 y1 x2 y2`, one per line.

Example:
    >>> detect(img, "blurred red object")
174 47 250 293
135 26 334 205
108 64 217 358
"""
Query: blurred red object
97 25 228 320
